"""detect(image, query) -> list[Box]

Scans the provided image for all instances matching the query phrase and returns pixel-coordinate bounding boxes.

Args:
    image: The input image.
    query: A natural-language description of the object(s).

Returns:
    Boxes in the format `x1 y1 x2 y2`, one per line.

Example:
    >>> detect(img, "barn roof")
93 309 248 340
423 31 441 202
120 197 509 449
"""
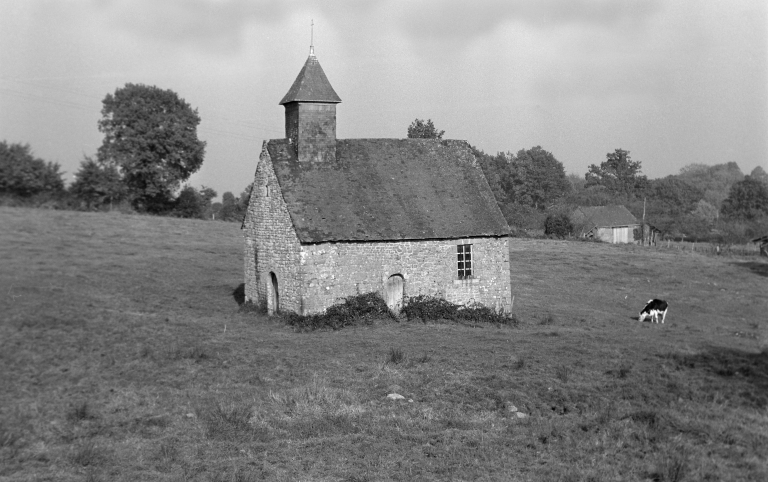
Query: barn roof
265 138 510 243
279 54 341 105
572 205 639 230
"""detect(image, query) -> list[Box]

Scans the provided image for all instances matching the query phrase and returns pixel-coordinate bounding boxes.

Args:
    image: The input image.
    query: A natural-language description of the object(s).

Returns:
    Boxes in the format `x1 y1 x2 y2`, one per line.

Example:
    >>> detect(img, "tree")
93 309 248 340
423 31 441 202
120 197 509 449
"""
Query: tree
70 156 126 209
407 119 444 139
677 162 743 208
544 213 573 238
508 146 570 209
97 83 206 212
219 192 238 221
585 149 648 199
750 166 768 187
174 185 216 219
0 141 64 197
720 177 768 220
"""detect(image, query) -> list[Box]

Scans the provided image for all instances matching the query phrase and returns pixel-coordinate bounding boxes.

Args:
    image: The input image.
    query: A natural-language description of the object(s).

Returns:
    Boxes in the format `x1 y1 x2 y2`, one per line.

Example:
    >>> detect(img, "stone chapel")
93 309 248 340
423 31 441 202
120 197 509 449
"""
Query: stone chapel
242 47 513 315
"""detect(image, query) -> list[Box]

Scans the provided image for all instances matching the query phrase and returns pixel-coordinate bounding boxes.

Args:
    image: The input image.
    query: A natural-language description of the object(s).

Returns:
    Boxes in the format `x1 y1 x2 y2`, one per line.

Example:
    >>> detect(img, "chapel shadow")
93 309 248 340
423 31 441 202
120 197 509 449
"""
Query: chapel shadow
232 283 245 306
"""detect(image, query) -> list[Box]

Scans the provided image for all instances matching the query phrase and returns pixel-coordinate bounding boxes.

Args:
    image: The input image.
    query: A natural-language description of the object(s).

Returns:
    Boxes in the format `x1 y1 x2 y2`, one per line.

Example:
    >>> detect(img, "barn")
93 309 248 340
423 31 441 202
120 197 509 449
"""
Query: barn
242 49 513 315
571 205 640 244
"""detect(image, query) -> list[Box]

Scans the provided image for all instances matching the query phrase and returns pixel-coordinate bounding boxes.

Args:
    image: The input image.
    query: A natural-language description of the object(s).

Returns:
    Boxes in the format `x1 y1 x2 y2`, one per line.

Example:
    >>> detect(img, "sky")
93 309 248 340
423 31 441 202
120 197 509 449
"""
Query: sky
1 0 766 200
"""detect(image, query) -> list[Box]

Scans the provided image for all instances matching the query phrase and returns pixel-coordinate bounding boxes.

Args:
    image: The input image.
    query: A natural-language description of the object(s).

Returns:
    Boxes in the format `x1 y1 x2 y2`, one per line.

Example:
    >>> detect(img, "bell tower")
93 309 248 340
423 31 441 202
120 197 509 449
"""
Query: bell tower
279 38 341 163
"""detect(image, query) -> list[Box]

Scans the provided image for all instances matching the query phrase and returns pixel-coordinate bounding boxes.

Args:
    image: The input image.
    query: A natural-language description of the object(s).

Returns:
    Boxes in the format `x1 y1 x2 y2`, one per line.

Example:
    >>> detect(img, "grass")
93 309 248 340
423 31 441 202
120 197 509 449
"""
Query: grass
1 206 767 481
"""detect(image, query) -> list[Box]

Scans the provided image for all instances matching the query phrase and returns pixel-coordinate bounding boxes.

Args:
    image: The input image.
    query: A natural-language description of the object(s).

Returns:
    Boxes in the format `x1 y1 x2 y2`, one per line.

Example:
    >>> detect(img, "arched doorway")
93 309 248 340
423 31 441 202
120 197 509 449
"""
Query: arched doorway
267 272 279 314
385 274 404 314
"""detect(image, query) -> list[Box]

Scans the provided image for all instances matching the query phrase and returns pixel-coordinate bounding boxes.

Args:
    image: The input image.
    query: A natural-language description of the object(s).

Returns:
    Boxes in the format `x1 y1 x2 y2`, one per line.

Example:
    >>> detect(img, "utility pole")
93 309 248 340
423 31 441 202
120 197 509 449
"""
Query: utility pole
642 196 646 246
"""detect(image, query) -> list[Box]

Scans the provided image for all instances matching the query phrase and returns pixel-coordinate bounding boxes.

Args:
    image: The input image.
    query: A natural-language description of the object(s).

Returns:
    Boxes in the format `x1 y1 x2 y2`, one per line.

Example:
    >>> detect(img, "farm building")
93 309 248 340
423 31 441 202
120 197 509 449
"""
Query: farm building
752 235 768 257
572 205 640 244
242 49 513 315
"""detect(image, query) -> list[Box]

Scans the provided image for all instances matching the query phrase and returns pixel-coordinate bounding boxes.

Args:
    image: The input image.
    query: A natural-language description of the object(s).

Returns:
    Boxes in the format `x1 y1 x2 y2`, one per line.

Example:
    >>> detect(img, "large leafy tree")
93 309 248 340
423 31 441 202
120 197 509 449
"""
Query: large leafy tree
70 156 126 209
174 185 217 219
97 83 206 212
585 149 648 199
750 166 768 187
0 141 64 197
407 119 444 139
677 162 743 208
508 146 570 209
720 177 768 220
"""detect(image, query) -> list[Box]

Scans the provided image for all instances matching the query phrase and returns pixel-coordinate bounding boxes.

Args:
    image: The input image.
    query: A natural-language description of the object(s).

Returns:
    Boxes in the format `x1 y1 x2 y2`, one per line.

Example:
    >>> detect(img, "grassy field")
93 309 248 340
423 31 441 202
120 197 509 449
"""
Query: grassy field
1 206 766 482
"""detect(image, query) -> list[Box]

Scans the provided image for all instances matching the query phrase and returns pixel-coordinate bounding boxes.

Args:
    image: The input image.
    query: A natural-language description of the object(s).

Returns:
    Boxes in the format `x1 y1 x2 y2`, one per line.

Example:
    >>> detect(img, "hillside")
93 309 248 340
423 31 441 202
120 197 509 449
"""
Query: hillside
1 207 766 481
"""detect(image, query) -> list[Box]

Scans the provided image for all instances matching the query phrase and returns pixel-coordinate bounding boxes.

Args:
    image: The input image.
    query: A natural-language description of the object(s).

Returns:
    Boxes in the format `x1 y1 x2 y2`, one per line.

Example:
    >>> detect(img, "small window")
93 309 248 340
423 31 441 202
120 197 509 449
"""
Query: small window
457 244 472 279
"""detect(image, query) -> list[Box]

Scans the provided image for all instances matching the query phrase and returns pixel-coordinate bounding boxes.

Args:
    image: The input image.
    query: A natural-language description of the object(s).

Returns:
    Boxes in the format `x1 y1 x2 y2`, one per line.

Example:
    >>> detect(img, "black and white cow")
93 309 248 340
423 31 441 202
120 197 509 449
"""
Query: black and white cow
639 299 668 324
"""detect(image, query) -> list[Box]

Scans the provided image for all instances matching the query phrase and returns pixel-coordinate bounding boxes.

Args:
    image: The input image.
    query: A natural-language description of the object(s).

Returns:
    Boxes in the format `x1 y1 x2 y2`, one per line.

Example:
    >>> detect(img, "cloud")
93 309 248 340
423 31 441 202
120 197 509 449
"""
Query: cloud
94 0 293 52
393 0 661 42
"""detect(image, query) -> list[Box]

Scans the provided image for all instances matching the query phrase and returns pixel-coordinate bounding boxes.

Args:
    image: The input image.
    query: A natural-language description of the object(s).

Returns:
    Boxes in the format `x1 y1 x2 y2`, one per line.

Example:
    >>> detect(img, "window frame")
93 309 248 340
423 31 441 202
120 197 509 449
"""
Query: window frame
456 243 473 279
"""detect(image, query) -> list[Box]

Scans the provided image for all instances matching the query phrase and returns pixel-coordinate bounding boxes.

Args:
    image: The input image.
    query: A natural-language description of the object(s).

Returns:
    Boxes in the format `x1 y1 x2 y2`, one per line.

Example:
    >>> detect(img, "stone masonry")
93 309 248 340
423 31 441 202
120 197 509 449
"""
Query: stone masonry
243 143 513 315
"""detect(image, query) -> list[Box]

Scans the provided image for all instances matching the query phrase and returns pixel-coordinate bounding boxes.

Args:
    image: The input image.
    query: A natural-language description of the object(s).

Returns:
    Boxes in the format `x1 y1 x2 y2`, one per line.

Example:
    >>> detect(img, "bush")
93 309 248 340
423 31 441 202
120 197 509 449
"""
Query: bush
401 295 516 325
544 213 573 238
281 292 394 331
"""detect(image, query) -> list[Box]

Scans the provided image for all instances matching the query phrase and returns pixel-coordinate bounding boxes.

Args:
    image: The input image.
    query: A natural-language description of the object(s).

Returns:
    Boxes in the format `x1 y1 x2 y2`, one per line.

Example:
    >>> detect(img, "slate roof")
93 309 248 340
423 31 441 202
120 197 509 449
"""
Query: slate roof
572 205 639 231
279 54 341 105
265 138 510 243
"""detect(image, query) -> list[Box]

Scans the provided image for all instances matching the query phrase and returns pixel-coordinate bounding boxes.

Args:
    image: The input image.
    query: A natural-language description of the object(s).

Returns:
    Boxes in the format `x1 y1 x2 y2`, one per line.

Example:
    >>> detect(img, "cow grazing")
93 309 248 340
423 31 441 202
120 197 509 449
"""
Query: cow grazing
639 299 668 324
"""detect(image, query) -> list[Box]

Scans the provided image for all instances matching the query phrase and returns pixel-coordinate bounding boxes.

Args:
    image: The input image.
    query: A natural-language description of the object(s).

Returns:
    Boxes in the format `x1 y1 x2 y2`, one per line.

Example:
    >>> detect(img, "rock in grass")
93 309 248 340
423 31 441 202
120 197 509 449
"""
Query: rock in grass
515 412 528 419
387 393 405 400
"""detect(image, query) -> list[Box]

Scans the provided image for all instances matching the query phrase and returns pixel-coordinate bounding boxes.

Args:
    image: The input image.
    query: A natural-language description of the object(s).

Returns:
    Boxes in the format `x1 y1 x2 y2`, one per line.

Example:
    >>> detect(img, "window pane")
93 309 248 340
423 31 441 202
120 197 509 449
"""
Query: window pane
457 253 463 261
465 253 471 261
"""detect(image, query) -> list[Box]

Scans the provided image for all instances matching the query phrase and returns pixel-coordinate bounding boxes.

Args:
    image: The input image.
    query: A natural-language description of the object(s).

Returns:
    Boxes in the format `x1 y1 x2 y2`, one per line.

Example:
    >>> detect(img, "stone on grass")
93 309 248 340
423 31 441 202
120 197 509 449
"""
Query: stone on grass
515 412 528 419
387 393 405 400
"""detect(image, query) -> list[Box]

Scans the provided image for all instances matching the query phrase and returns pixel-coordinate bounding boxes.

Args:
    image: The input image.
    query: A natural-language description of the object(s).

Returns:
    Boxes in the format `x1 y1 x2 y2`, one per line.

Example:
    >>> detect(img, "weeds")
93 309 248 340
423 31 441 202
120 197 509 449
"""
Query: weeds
0 423 23 449
281 292 394 331
387 348 405 365
555 365 571 383
67 401 95 423
401 295 516 325
539 312 556 325
649 445 690 482
197 401 268 443
275 293 516 331
239 300 266 315
167 345 212 362
153 438 179 472
70 441 104 467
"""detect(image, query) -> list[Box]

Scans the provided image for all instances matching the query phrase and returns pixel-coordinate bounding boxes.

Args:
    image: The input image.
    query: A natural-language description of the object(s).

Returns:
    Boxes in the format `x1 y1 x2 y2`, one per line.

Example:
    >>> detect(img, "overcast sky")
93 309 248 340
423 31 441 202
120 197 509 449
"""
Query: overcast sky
1 0 766 199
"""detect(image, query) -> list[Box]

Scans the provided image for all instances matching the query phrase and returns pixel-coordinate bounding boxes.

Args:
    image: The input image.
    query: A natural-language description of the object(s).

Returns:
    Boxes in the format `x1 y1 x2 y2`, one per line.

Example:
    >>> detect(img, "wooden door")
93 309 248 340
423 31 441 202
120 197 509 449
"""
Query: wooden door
385 275 404 313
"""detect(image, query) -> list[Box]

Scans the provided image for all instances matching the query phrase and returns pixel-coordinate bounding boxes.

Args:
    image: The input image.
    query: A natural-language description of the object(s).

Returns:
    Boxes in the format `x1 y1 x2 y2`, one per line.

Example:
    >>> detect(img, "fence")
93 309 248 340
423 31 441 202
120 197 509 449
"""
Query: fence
652 240 762 257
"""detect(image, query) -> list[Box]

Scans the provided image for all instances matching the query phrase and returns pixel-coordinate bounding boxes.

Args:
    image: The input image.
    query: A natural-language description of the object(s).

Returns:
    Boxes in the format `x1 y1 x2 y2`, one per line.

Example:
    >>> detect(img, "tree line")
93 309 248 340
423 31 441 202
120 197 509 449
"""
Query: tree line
1 83 251 221
2 104 766 240
409 118 768 243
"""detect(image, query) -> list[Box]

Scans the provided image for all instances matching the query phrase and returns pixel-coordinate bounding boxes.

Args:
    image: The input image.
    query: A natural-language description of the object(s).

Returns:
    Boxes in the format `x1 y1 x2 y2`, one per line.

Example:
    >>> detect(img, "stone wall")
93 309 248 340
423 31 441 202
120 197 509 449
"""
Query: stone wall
283 103 336 163
299 237 512 315
243 143 303 313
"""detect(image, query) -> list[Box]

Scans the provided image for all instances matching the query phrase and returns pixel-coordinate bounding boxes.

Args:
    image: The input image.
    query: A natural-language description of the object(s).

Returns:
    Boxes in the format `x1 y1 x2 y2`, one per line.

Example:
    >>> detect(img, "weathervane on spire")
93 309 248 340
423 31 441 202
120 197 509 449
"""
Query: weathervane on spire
310 19 315 56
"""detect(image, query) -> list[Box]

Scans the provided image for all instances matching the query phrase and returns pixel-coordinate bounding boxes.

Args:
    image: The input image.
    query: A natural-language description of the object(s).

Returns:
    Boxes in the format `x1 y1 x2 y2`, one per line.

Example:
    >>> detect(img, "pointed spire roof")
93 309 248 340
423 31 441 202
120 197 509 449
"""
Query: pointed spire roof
279 52 342 105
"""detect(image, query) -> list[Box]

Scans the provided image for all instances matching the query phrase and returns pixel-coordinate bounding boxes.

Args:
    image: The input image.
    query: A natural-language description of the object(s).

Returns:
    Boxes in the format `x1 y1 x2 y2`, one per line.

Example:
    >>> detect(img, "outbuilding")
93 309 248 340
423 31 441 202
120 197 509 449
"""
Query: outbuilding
242 48 513 315
571 205 640 244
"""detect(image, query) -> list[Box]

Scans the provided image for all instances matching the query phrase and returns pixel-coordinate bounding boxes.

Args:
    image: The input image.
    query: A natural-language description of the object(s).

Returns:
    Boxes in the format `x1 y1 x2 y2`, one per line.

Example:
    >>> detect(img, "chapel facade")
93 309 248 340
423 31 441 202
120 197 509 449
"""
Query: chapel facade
243 48 513 315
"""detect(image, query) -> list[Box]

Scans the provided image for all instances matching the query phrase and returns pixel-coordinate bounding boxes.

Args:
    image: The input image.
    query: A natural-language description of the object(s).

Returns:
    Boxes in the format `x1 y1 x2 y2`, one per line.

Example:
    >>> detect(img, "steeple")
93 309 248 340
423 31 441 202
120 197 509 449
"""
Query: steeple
280 31 341 163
